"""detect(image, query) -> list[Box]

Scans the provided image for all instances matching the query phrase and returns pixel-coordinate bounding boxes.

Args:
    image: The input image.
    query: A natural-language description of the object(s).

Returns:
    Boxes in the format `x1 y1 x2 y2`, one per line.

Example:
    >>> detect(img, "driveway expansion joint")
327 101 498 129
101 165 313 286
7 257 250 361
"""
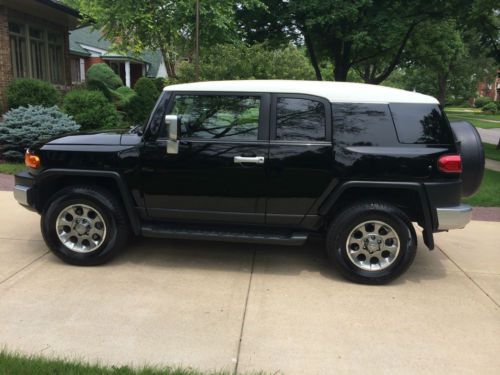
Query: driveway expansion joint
233 248 256 375
0 251 49 286
437 246 500 308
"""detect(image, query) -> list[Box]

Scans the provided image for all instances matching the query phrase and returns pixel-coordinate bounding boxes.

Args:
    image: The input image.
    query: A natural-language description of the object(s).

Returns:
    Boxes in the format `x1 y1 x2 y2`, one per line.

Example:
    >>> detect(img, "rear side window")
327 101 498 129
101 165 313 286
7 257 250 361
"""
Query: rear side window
275 97 326 141
390 104 452 144
332 103 398 146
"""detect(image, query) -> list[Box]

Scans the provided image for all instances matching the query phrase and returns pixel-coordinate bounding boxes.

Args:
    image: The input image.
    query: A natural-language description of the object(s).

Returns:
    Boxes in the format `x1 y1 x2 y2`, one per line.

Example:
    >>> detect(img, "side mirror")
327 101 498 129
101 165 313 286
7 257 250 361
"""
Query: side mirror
164 114 179 154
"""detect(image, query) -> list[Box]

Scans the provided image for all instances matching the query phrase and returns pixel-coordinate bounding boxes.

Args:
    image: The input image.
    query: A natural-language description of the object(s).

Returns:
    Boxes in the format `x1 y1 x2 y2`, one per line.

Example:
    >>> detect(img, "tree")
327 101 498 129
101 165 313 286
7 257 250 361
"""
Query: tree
64 0 258 78
237 0 498 83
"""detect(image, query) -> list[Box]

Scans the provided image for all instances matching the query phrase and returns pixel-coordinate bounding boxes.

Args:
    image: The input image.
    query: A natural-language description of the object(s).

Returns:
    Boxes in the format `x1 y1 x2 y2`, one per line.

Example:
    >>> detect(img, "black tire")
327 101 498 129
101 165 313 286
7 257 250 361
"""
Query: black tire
326 201 417 285
41 185 129 266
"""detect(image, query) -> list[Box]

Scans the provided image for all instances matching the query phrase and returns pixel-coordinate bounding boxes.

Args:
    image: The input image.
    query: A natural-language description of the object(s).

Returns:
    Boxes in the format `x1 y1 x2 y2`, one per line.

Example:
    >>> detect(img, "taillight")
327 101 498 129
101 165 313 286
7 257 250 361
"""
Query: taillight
438 155 462 173
25 150 41 169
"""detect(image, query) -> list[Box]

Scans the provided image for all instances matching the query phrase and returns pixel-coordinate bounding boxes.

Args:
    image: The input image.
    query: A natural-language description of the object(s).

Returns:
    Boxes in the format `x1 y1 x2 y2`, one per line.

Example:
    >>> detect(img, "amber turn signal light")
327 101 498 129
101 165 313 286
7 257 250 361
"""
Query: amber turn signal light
25 150 41 169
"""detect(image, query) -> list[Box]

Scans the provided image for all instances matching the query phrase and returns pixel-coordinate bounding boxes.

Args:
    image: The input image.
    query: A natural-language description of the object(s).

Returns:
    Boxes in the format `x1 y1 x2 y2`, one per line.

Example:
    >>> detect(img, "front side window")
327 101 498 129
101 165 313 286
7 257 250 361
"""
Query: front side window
170 95 260 140
275 97 326 141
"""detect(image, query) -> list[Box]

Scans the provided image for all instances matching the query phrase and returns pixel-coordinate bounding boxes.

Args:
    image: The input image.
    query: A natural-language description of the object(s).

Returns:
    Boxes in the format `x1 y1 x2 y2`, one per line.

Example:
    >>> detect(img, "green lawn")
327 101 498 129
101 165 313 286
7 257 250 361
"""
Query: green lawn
462 169 500 207
483 143 500 161
0 351 231 375
0 162 25 175
445 107 500 129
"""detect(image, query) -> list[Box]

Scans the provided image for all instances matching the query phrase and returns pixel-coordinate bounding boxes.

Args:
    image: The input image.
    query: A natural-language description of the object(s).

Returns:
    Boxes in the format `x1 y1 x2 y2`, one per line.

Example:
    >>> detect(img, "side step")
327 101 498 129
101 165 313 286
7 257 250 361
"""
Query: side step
141 223 309 246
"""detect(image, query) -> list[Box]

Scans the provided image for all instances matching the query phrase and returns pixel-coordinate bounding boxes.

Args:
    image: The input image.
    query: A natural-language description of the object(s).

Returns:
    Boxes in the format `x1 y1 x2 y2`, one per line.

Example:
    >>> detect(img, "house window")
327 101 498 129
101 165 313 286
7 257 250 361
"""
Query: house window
70 58 81 83
9 22 28 78
8 21 65 85
48 33 64 84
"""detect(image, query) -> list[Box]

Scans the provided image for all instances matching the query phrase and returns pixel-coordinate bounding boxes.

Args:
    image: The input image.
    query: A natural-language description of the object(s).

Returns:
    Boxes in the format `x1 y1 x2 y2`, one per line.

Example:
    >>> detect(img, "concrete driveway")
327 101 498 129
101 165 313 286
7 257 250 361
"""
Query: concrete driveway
0 191 499 375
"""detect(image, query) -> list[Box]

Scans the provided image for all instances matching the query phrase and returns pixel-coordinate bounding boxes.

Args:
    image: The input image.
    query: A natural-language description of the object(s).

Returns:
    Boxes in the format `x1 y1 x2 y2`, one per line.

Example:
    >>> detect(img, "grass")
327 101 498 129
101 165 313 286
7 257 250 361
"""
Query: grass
0 350 232 375
445 107 500 129
462 169 500 207
446 114 500 129
0 162 25 175
483 143 500 161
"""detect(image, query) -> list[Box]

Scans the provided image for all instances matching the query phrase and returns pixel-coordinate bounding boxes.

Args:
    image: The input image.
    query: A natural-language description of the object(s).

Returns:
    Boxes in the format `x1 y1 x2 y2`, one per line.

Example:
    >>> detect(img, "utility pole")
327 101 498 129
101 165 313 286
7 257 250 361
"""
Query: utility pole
195 0 200 81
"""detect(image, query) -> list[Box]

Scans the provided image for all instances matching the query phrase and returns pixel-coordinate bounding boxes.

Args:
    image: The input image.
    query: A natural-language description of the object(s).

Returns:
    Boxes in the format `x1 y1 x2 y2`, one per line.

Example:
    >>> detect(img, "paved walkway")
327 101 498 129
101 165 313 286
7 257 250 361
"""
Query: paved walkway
486 158 500 172
477 127 500 145
0 191 499 374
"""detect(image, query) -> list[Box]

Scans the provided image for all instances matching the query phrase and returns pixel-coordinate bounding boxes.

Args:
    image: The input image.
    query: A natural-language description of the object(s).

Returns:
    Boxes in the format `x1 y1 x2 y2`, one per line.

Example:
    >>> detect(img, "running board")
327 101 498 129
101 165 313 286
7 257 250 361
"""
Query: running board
141 223 309 246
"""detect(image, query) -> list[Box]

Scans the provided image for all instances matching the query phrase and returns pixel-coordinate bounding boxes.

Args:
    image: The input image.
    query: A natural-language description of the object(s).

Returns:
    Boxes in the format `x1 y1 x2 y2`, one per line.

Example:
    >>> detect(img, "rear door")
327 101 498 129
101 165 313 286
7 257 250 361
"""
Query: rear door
266 94 334 226
141 92 270 224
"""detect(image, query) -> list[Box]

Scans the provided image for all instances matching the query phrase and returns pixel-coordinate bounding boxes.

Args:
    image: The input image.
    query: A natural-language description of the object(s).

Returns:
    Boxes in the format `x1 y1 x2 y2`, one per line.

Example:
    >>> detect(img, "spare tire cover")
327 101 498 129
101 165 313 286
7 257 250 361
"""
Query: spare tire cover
450 121 485 197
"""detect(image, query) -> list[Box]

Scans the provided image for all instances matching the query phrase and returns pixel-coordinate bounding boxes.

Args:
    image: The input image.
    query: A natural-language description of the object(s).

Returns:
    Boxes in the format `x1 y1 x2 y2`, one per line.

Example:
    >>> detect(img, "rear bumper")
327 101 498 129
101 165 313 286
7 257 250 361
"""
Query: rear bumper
436 204 472 230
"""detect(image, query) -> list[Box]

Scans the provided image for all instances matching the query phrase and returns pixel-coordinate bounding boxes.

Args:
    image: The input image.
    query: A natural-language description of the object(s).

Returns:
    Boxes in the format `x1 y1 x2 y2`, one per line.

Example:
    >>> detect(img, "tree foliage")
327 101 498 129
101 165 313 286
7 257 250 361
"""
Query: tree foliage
175 43 316 82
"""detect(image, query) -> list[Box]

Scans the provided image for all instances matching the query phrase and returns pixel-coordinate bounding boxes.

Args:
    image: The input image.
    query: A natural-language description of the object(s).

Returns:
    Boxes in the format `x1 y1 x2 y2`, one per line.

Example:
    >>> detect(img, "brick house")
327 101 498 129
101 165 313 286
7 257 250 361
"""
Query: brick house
0 0 80 109
69 26 167 88
476 69 500 102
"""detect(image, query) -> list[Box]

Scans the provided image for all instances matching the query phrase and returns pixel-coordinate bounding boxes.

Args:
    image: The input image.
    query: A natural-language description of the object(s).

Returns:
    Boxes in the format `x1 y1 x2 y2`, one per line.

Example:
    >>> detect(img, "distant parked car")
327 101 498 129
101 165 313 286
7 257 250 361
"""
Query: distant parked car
14 80 484 284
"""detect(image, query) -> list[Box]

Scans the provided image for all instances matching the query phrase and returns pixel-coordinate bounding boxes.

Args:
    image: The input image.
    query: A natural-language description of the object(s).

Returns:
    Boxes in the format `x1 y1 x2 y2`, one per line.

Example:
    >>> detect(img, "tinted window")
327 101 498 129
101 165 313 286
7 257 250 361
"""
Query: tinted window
390 104 452 144
276 98 326 141
332 103 397 147
170 95 260 140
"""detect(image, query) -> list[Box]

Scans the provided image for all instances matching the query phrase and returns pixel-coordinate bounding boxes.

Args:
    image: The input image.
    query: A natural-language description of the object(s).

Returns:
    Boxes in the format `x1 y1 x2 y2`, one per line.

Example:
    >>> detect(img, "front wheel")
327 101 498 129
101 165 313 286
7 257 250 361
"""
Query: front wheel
326 201 417 284
41 185 129 266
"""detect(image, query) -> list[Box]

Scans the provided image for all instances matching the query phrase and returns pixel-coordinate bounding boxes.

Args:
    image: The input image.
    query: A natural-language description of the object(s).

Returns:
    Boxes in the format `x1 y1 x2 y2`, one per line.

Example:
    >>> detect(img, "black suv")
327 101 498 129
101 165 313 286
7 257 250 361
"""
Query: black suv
13 80 484 284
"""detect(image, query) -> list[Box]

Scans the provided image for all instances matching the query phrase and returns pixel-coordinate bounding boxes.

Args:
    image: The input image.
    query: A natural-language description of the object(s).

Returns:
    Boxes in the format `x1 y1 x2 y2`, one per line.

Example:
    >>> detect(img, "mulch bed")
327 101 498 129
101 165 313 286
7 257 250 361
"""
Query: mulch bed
0 173 499 221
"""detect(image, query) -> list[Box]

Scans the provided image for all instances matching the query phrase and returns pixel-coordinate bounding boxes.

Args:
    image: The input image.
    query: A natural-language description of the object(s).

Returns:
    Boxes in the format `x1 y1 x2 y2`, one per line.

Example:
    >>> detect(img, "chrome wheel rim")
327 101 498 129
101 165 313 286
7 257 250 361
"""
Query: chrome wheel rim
55 204 107 253
345 220 400 271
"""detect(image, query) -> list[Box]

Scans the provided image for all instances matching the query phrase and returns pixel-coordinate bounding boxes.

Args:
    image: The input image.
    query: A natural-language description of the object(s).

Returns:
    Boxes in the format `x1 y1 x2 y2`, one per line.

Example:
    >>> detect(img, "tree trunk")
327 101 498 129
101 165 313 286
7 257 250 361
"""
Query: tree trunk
161 48 176 78
303 32 322 81
332 39 351 82
437 73 447 106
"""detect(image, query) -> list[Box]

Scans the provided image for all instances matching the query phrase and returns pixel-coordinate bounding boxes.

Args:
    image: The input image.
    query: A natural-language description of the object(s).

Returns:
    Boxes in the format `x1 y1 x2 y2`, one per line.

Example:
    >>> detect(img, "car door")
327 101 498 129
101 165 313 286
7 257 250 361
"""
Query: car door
266 94 334 226
141 92 270 225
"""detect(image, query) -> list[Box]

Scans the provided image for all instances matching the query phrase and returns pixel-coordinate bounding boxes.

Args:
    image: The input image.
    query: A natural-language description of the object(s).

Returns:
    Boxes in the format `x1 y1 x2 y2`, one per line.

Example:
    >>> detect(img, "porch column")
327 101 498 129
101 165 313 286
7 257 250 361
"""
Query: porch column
125 61 131 87
79 58 86 82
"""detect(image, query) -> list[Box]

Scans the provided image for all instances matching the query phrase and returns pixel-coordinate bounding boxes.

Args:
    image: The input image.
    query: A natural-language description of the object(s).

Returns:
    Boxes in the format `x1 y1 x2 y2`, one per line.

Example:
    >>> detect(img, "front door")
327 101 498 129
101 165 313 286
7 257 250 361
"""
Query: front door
141 92 270 225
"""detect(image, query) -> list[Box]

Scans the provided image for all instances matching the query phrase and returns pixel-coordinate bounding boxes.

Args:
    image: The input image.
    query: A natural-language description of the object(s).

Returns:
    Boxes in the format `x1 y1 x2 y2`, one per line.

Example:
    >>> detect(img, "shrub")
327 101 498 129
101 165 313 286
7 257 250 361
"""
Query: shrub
474 96 493 108
86 78 115 101
86 63 123 90
6 79 61 109
63 89 120 130
115 86 136 109
123 77 160 124
0 105 79 161
482 101 498 114
152 77 166 93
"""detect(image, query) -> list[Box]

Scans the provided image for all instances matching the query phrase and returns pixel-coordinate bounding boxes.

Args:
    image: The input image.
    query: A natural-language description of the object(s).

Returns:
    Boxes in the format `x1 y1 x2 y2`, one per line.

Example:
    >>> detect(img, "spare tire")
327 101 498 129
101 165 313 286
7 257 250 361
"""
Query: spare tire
450 121 485 197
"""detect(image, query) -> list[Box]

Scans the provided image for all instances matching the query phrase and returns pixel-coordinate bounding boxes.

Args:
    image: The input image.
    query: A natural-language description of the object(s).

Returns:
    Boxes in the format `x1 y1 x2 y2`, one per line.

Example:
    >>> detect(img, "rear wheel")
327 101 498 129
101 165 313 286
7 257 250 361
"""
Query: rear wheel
326 201 417 284
41 185 129 266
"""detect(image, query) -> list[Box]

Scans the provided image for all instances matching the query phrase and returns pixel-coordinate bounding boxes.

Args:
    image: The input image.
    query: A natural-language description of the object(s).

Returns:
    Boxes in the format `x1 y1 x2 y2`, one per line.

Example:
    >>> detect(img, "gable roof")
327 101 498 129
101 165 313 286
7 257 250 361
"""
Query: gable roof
69 26 164 77
164 80 439 104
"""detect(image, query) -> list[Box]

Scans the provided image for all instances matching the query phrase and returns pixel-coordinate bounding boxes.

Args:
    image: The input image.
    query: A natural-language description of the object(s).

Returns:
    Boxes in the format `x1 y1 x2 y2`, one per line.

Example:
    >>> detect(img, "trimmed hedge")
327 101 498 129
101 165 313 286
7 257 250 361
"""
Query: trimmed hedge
86 63 123 90
6 79 61 109
0 105 79 161
123 77 160 124
63 89 120 130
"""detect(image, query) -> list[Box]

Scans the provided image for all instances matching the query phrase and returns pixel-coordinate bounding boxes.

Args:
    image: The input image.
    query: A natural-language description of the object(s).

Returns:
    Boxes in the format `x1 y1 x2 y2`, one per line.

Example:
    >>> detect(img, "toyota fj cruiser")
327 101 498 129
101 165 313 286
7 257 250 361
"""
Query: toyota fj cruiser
13 80 484 284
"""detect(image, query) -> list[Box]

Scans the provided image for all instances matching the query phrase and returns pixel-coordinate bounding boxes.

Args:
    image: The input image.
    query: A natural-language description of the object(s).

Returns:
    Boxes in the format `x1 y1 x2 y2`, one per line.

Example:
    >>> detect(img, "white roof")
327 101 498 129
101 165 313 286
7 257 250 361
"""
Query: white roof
164 80 438 104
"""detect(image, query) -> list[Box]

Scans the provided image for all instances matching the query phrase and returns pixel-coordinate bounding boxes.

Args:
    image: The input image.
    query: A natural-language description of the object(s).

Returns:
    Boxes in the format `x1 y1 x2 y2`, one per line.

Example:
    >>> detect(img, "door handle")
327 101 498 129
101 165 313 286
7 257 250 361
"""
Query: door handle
234 156 265 164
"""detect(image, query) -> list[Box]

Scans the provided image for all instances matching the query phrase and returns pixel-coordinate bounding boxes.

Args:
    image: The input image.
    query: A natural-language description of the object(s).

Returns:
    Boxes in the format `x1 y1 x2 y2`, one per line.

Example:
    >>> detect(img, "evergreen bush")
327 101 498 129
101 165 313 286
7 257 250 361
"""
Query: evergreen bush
6 79 61 109
482 101 498 114
0 105 79 161
86 63 123 90
63 89 120 130
123 77 160 124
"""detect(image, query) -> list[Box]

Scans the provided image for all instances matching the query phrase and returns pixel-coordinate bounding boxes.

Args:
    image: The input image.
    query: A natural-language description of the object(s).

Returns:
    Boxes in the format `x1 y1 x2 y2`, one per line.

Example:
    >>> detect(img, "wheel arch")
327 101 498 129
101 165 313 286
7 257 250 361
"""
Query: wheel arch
319 181 434 250
35 169 141 235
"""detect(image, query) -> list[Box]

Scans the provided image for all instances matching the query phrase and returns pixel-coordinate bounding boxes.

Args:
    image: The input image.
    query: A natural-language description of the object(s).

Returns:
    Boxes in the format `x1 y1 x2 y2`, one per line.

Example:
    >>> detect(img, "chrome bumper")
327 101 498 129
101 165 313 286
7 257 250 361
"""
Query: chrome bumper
13 184 31 206
436 204 472 230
